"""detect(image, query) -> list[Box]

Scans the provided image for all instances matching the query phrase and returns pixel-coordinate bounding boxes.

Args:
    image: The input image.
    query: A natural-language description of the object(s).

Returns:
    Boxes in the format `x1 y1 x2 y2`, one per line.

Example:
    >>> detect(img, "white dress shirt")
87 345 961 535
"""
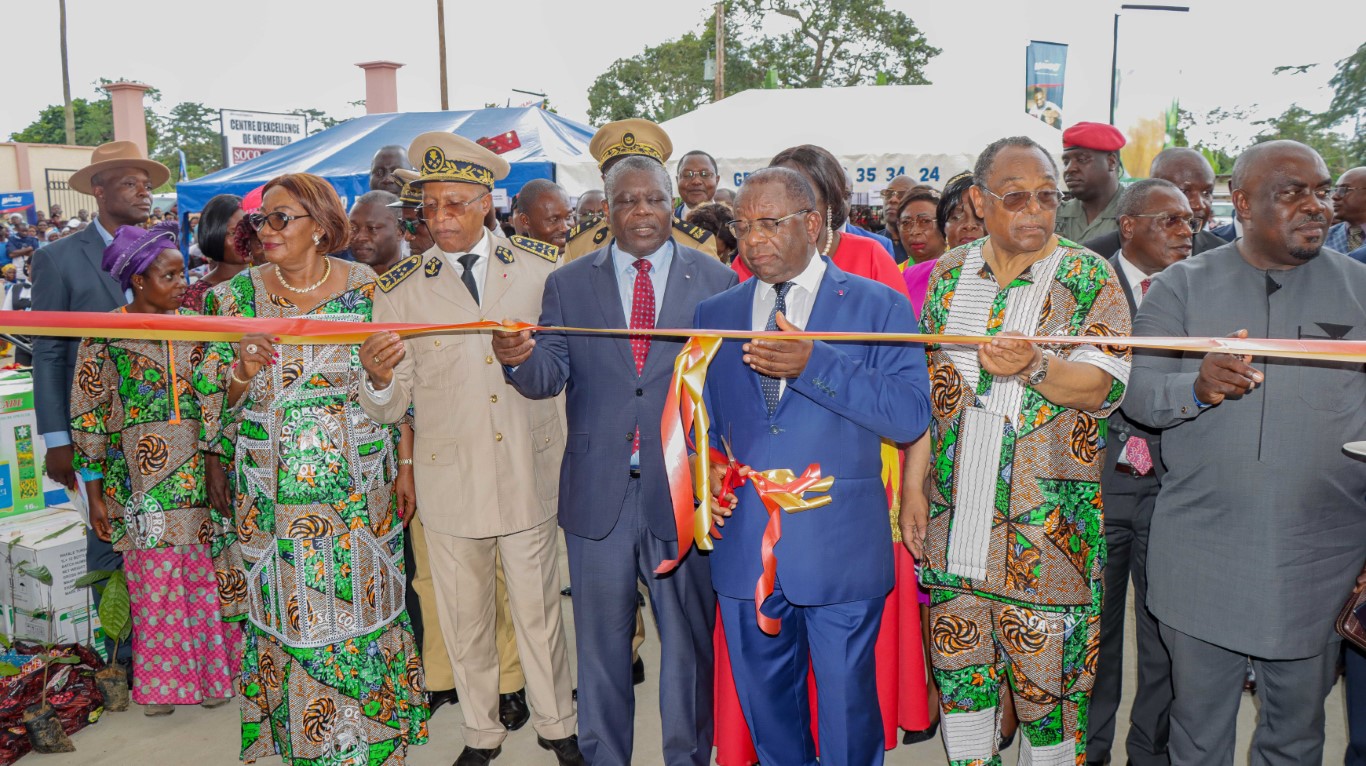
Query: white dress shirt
1116 251 1152 310
750 252 826 398
447 228 492 304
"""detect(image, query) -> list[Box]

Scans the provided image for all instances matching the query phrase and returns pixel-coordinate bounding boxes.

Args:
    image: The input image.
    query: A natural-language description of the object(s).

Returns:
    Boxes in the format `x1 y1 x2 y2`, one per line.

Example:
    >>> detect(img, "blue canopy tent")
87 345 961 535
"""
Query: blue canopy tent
176 107 595 220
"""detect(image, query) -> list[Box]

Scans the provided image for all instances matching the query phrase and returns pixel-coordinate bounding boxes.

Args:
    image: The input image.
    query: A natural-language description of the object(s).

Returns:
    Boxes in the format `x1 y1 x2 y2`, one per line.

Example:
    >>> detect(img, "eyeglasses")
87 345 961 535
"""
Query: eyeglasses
679 170 715 180
725 209 812 239
398 218 424 235
418 191 489 222
977 186 1064 212
1127 213 1199 233
898 214 937 232
248 211 312 232
1333 185 1363 197
880 189 907 200
1272 185 1332 204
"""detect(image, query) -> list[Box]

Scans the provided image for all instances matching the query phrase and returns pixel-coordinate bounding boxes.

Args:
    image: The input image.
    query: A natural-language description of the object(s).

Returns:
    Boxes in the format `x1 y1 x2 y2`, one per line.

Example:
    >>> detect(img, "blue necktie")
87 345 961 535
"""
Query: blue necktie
760 281 793 415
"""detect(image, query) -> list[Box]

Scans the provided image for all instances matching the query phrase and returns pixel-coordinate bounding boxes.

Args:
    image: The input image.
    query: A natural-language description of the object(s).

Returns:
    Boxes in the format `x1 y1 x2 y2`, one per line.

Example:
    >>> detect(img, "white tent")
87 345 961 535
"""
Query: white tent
557 85 1066 199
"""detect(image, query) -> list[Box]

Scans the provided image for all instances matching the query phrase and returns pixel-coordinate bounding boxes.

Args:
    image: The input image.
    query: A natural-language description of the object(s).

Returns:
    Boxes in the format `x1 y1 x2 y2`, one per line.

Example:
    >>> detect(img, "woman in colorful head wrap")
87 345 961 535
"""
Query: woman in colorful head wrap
70 220 240 716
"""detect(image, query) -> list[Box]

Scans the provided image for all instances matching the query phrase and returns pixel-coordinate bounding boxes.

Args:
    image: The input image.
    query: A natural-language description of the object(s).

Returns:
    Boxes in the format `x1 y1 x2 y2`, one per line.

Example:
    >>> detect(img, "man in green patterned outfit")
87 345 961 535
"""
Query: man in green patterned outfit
905 136 1131 766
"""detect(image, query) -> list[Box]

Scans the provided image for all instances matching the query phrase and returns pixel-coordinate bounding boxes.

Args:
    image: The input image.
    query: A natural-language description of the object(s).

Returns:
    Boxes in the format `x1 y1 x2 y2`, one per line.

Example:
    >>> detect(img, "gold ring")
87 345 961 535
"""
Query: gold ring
245 343 258 355
373 355 382 364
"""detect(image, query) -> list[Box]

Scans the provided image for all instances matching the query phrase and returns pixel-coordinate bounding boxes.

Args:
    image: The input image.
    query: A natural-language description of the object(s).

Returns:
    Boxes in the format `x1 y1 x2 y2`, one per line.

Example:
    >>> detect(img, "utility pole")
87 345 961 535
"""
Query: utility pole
59 0 74 143
714 2 726 102
437 0 449 110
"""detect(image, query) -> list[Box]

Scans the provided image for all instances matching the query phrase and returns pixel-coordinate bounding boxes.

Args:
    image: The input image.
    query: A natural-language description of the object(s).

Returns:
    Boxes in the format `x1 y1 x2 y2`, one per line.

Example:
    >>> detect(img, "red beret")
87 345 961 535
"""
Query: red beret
1063 122 1127 152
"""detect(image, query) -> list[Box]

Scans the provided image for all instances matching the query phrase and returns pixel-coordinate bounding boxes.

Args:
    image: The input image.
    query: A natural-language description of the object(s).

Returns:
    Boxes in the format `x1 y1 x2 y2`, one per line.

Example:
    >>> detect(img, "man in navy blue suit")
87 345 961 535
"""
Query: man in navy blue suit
493 155 737 766
699 167 931 766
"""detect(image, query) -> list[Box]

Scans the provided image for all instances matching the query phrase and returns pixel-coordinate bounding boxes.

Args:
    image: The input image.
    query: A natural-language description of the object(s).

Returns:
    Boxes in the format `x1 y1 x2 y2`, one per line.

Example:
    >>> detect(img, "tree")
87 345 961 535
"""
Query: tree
586 0 937 124
1322 42 1365 164
588 11 766 124
1251 105 1355 175
289 108 344 136
153 101 224 182
734 0 939 89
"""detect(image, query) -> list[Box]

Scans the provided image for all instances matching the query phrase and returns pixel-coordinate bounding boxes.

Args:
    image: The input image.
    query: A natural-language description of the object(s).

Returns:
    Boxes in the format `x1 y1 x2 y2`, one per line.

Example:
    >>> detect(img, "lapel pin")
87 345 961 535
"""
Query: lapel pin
837 289 845 296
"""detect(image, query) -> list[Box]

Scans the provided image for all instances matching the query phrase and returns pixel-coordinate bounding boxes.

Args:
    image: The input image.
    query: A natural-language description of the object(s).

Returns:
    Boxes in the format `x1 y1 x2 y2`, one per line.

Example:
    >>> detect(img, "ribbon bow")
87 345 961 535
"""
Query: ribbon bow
743 463 835 635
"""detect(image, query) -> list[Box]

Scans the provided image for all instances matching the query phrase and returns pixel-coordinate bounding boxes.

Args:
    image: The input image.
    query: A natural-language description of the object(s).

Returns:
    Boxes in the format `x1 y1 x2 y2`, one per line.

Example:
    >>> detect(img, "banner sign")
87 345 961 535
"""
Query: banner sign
0 192 38 226
1025 41 1068 130
220 109 309 167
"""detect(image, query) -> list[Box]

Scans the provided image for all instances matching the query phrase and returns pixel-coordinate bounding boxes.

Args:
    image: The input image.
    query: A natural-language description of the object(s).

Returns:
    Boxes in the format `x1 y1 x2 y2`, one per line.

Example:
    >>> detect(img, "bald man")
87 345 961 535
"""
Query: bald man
514 180 574 251
370 144 413 195
1084 147 1228 258
1328 166 1366 261
1126 140 1366 766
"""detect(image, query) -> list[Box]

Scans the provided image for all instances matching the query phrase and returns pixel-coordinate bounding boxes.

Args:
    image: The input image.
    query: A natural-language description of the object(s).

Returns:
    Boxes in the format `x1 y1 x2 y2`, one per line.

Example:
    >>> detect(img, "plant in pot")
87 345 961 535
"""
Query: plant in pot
74 569 131 712
14 562 80 753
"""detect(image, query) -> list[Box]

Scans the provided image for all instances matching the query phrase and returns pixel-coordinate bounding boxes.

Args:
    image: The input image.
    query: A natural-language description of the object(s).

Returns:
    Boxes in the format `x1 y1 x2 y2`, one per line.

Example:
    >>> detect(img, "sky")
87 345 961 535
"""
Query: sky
3 0 1360 153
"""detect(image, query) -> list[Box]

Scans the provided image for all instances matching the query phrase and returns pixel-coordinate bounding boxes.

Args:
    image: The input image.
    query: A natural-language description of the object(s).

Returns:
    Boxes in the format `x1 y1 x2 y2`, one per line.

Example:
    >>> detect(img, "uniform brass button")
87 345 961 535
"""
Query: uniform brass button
495 433 504 442
544 436 551 444
485 355 494 364
434 339 441 348
626 432 634 442
430 453 437 461
490 394 498 403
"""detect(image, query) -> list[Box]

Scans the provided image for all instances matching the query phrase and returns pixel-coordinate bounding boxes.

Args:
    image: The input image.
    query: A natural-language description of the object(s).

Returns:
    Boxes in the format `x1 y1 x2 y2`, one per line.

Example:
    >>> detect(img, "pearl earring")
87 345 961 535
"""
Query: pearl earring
312 233 322 246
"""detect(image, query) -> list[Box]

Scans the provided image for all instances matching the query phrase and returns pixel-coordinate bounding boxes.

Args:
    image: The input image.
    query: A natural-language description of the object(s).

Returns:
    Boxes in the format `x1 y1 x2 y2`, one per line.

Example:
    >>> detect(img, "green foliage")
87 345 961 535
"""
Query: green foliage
16 563 52 587
0 662 19 678
154 101 224 185
289 108 344 136
1251 105 1357 175
96 570 131 645
587 0 938 124
72 569 115 590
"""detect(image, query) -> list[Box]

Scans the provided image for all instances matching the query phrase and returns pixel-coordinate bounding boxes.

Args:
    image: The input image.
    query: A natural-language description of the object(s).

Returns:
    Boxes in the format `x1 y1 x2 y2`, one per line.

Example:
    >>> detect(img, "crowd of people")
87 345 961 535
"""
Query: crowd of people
15 113 1366 766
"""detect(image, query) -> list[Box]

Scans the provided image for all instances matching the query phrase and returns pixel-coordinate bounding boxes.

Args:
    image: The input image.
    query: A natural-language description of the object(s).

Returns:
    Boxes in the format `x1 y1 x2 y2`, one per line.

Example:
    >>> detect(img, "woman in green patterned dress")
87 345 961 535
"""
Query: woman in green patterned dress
194 173 428 765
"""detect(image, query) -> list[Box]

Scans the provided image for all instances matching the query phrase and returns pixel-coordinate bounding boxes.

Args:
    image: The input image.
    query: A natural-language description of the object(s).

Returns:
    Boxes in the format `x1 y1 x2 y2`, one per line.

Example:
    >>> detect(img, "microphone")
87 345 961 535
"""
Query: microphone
1265 272 1281 296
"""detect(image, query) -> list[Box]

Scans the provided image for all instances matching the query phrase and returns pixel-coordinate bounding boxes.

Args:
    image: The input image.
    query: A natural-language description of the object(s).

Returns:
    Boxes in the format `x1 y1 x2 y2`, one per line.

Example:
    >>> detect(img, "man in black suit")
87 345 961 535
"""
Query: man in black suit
31 141 169 667
1086 178 1194 766
1084 148 1227 258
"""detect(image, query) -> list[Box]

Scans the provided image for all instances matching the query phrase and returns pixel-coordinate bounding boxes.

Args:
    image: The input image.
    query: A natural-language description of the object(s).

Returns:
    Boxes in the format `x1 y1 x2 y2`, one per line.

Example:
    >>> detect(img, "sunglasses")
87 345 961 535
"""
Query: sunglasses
248 211 312 232
398 218 424 235
1128 213 1199 233
978 186 1065 212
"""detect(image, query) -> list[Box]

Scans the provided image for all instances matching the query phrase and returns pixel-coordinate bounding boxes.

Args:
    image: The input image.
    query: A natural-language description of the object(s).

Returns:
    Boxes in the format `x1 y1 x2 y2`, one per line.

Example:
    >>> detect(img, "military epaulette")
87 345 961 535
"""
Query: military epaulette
510 235 560 263
567 221 589 241
495 245 515 264
376 254 422 293
673 217 712 243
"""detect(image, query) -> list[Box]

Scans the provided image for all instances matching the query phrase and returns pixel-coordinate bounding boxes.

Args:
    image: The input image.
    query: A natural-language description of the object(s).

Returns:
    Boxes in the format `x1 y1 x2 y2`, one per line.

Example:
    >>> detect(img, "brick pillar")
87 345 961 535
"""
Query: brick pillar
101 81 152 155
356 61 404 114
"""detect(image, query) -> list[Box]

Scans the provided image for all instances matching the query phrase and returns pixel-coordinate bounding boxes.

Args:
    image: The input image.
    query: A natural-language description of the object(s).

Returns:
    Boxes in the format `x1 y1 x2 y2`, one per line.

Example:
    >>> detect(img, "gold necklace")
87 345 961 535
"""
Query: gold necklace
276 257 332 294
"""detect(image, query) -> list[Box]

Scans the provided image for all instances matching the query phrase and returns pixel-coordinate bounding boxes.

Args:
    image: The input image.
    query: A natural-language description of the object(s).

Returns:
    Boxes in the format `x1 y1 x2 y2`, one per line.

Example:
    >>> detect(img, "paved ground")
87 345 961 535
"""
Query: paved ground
28 532 1351 766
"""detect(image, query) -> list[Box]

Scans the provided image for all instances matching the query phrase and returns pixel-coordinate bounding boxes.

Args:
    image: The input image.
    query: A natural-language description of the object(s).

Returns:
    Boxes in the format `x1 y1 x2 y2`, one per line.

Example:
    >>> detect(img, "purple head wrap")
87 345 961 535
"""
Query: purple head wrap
102 221 180 291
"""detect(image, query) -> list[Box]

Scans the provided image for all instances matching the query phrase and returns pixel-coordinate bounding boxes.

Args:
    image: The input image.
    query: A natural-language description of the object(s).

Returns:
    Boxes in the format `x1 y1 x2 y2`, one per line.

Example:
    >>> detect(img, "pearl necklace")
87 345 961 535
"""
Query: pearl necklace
276 257 332 294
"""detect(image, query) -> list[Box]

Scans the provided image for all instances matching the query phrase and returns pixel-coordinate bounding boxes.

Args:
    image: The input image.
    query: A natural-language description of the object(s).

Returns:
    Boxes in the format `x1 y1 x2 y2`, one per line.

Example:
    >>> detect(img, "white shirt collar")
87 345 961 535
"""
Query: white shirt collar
443 228 490 261
760 251 826 298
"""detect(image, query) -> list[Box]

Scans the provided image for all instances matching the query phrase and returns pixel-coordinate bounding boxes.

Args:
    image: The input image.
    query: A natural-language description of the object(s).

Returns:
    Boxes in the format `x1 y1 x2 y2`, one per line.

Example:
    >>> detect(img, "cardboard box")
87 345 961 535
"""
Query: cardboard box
11 605 106 661
0 375 70 518
0 511 90 613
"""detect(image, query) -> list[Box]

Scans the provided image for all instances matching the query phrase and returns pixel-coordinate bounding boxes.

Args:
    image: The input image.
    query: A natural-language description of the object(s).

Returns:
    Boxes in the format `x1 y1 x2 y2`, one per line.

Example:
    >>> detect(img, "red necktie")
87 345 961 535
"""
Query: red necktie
630 259 654 453
1126 278 1154 475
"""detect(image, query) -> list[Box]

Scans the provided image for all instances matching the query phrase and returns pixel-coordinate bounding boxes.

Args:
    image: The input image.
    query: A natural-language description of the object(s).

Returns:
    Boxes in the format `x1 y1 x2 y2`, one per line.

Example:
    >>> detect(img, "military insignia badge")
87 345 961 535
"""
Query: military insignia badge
424 256 442 277
495 245 515 264
377 254 422 293
511 235 561 263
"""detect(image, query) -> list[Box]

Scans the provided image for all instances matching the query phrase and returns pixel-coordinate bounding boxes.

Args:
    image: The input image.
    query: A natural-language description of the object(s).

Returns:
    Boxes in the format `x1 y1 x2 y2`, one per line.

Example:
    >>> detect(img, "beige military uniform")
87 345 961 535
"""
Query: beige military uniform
563 215 718 261
361 230 574 749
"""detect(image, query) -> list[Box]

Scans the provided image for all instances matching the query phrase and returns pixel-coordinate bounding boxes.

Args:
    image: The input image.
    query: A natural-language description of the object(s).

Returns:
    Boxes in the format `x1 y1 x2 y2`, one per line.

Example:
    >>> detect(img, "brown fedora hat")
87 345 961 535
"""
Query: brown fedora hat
68 141 171 195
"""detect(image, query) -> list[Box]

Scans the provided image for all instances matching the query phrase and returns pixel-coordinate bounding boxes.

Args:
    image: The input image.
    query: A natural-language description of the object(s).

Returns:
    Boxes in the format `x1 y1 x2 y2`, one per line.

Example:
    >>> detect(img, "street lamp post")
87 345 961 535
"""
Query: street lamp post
1110 4 1189 125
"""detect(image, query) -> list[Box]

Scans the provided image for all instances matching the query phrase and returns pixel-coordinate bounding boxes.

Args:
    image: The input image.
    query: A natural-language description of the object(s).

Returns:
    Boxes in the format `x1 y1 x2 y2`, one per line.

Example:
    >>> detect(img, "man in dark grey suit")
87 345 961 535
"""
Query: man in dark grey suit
31 141 168 667
493 156 737 766
1126 141 1366 765
1087 178 1195 766
1083 148 1227 260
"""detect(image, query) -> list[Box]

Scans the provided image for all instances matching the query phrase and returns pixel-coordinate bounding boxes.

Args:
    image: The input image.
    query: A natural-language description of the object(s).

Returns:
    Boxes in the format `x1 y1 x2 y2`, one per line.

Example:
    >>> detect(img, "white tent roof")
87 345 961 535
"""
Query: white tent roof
557 85 1066 198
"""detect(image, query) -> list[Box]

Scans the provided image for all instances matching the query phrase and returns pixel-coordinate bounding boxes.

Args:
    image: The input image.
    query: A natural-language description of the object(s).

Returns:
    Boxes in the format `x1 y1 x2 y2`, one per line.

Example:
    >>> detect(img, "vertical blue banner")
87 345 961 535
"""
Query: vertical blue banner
0 192 38 225
1026 41 1068 130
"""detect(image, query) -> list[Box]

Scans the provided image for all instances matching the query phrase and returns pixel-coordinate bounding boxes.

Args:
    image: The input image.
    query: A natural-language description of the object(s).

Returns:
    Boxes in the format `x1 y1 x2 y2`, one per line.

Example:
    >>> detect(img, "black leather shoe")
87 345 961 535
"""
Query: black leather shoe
537 735 586 766
560 585 572 597
999 730 1016 750
902 716 939 744
632 657 645 686
499 688 529 731
429 688 459 714
454 745 501 766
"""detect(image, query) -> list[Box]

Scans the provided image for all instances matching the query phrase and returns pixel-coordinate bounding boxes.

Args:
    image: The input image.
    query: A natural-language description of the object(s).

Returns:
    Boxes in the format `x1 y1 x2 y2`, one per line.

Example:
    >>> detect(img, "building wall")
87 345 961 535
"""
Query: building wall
0 142 97 216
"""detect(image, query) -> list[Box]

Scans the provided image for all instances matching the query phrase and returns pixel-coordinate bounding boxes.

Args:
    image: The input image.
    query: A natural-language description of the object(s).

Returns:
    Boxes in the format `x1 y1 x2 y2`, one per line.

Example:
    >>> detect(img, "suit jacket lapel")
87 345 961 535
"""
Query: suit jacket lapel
772 258 847 416
590 246 635 373
641 245 698 379
81 227 125 306
1109 254 1139 316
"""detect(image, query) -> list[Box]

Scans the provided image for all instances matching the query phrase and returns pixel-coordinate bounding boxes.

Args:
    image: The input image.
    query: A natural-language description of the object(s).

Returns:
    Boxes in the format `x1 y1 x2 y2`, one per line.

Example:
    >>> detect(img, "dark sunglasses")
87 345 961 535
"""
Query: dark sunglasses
248 211 312 232
978 187 1065 212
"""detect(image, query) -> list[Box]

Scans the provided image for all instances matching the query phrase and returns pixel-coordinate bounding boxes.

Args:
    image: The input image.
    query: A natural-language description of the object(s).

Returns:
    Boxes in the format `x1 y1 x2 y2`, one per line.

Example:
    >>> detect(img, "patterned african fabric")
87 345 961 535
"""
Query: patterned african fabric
918 238 1131 615
69 309 216 552
193 261 429 765
126 545 241 705
181 279 214 313
930 590 1099 765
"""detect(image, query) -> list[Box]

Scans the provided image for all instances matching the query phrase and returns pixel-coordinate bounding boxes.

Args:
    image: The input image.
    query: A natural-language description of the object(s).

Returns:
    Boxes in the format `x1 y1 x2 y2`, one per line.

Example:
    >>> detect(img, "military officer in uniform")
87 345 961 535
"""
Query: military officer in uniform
563 118 718 262
388 167 535 733
360 132 582 766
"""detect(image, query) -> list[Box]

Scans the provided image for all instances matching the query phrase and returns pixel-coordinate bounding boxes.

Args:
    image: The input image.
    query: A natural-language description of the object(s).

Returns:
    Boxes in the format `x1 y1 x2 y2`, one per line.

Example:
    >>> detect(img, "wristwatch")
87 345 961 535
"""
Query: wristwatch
1021 352 1051 386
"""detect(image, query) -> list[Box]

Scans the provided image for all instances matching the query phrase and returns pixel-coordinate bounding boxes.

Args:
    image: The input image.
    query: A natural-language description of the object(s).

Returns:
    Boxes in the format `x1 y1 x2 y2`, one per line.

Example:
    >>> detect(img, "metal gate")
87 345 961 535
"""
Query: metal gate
43 168 96 219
